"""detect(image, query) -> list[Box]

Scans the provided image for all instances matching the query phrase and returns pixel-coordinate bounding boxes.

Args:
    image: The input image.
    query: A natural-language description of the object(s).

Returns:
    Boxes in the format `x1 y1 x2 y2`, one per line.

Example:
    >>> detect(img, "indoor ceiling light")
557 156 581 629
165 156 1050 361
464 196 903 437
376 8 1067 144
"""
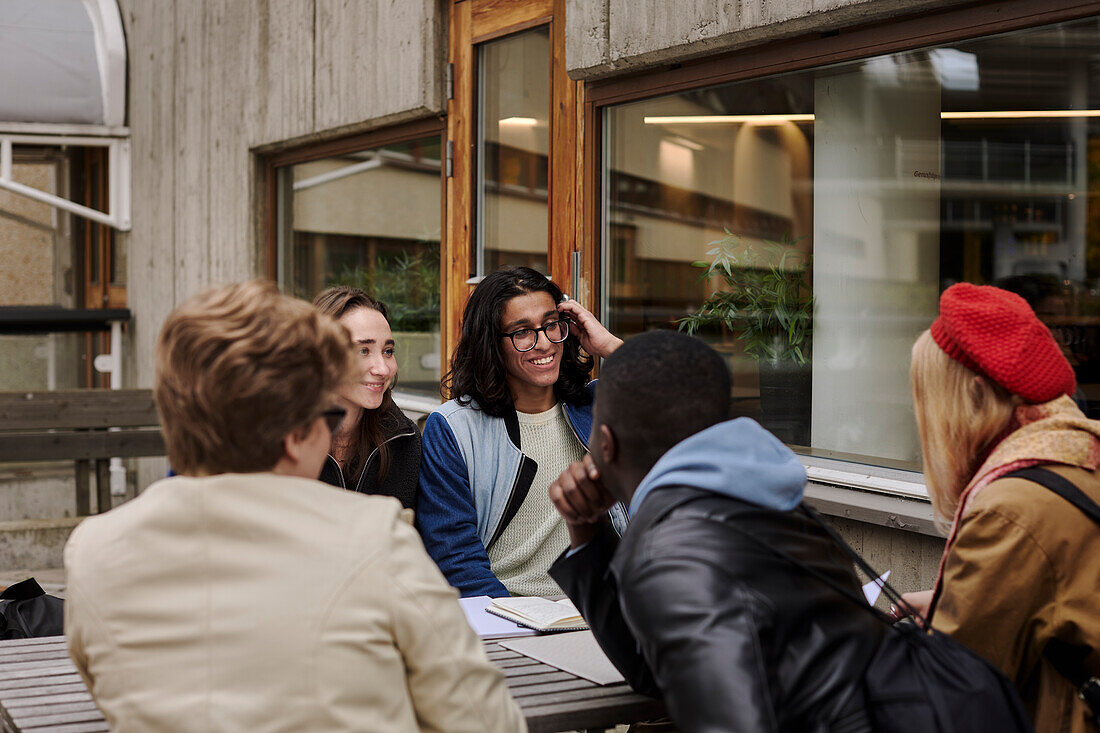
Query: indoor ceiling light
644 114 814 124
941 110 1100 119
644 110 1100 124
499 116 540 126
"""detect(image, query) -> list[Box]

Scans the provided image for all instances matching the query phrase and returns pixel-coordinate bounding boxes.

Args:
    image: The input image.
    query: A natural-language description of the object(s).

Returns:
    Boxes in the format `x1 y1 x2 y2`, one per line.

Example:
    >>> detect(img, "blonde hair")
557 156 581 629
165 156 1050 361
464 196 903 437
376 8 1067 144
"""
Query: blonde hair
154 280 354 475
910 330 1019 526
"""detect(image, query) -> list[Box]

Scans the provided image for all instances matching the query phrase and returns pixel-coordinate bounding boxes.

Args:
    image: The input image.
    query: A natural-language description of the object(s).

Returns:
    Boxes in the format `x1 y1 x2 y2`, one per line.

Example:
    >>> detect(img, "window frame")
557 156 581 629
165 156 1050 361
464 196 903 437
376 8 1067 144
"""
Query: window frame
579 0 1100 532
259 117 447 405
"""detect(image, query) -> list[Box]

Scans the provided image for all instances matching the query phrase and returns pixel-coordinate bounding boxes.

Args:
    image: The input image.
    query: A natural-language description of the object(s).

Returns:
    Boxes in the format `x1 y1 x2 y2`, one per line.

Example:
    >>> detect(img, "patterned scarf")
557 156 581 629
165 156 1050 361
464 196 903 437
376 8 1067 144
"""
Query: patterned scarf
932 395 1100 605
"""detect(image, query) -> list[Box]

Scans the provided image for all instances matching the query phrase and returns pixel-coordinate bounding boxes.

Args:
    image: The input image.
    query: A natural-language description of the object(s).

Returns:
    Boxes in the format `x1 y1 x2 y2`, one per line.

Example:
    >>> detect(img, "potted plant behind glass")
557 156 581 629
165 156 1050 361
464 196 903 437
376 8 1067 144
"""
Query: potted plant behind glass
679 230 814 445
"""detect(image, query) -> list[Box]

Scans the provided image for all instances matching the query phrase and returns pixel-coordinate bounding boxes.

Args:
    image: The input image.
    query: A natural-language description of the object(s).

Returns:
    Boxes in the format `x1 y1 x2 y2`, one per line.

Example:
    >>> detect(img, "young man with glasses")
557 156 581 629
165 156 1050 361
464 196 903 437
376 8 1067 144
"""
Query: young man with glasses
417 266 627 597
64 280 524 733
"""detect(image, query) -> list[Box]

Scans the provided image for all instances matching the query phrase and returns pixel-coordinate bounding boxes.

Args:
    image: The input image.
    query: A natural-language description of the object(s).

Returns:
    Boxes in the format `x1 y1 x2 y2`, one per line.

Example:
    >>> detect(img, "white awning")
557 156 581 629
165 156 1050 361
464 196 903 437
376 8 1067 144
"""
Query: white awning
0 0 126 128
0 1 129 230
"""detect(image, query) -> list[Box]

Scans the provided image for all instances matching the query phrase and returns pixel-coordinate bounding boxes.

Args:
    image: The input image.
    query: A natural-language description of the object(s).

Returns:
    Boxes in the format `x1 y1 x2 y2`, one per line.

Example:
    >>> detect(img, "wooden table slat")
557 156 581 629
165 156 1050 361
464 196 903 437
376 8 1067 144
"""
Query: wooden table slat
0 675 82 692
11 710 105 728
504 670 576 689
507 677 593 698
484 649 521 660
4 693 95 710
0 685 90 702
500 663 560 679
523 695 666 733
0 654 71 665
0 661 81 675
514 683 637 707
0 638 66 647
492 656 543 669
2 702 97 719
0 666 79 684
18 722 108 733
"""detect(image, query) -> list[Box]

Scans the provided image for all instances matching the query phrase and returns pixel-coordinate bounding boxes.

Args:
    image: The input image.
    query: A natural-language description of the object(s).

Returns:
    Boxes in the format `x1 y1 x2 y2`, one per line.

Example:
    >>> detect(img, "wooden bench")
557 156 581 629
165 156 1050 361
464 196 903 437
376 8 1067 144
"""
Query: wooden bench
0 390 164 515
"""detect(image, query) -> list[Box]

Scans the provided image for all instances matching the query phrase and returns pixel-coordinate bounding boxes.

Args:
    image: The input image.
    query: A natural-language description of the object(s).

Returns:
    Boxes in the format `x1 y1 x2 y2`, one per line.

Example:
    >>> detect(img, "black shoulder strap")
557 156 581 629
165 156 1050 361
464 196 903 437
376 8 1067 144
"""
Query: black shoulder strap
1003 466 1100 720
712 503 904 627
1004 466 1100 527
795 503 928 624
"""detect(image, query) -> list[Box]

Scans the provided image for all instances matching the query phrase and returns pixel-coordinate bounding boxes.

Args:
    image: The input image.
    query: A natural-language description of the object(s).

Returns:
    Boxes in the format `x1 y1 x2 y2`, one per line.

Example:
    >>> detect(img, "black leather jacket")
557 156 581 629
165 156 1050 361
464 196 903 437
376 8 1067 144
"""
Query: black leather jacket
319 400 422 509
550 486 884 733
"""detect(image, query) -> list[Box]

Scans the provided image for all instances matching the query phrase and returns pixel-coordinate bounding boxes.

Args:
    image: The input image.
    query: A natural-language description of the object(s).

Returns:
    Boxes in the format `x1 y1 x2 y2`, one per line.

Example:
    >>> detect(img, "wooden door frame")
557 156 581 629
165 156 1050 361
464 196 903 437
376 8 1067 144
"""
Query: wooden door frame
260 116 446 279
446 0 585 373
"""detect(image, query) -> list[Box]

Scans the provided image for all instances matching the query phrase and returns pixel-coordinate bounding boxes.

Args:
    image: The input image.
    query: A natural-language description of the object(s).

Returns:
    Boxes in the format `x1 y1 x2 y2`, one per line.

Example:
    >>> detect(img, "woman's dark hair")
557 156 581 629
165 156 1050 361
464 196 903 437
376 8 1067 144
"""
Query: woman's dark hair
312 286 395 485
443 266 593 417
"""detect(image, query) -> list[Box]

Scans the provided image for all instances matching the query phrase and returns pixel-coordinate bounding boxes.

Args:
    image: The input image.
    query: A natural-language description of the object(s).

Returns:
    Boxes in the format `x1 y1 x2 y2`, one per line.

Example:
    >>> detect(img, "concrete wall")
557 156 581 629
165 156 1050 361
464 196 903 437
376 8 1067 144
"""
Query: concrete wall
830 518 945 605
566 0 959 79
117 0 446 394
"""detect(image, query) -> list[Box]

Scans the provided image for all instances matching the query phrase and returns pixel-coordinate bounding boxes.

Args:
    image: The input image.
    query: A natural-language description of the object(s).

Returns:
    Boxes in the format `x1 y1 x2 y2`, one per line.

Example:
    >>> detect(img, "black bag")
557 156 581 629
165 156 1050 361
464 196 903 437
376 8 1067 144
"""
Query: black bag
0 578 64 640
730 504 1034 733
1004 467 1100 727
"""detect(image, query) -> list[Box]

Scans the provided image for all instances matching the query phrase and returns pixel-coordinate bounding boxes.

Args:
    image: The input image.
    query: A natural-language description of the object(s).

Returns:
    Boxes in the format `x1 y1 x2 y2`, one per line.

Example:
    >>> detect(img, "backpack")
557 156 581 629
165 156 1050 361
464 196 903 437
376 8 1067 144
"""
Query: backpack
1004 466 1100 727
729 503 1034 733
0 577 64 640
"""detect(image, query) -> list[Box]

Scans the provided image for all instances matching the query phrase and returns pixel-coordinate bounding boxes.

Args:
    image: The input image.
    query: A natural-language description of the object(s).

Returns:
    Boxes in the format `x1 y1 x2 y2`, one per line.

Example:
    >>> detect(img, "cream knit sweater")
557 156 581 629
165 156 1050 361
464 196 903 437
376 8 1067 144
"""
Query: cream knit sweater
487 403 584 596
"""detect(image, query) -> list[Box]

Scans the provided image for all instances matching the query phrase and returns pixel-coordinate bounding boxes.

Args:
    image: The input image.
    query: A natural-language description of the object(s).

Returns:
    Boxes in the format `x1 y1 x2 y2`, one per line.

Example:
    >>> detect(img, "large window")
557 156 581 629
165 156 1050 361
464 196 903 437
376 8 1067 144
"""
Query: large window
275 134 443 396
603 16 1100 471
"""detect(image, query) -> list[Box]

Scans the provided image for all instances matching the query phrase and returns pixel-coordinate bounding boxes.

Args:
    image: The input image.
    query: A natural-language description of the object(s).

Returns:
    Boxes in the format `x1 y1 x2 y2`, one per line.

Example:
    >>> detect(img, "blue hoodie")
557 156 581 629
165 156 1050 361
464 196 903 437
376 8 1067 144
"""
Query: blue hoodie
629 418 806 515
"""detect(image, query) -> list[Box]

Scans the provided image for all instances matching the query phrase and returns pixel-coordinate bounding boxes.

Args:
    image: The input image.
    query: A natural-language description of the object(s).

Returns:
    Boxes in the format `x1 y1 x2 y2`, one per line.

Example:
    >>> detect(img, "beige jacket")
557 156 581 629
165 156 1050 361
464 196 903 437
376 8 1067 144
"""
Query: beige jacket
934 465 1100 733
64 474 526 733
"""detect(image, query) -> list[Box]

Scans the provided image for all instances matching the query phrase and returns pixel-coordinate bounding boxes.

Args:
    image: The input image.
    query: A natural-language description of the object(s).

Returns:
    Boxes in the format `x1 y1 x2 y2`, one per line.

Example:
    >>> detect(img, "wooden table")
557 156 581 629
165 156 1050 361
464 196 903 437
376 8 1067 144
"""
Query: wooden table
0 636 664 733
484 638 664 732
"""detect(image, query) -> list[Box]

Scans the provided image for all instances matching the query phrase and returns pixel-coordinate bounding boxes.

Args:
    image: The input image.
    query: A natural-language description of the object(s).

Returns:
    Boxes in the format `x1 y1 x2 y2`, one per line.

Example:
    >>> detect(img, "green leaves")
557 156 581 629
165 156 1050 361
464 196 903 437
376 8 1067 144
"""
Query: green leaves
677 231 814 365
328 246 441 332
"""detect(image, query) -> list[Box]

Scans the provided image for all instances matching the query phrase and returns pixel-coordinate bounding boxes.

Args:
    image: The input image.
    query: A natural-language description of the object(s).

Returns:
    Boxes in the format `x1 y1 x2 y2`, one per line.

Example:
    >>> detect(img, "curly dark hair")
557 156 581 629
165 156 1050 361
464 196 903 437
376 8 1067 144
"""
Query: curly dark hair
443 266 593 417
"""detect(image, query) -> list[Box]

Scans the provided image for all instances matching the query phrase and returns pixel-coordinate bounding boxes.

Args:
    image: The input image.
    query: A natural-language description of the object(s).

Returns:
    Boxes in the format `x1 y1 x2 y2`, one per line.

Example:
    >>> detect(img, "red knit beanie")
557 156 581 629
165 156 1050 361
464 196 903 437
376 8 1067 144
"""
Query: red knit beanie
930 283 1076 403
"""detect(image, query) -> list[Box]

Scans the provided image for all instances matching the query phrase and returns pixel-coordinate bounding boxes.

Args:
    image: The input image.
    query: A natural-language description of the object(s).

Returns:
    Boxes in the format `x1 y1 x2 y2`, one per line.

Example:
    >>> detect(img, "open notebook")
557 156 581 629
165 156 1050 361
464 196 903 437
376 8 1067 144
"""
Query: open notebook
486 597 589 632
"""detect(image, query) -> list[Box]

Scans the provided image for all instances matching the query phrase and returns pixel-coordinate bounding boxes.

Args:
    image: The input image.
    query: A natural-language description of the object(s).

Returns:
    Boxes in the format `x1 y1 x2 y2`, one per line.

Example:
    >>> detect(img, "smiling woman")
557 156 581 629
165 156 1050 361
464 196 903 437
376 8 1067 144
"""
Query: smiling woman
416 266 627 598
312 286 423 509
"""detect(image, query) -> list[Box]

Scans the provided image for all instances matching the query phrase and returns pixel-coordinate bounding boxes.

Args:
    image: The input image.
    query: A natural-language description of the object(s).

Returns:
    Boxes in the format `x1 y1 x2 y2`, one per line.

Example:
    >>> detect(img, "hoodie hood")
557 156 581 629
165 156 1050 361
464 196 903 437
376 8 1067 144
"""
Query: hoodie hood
629 418 806 515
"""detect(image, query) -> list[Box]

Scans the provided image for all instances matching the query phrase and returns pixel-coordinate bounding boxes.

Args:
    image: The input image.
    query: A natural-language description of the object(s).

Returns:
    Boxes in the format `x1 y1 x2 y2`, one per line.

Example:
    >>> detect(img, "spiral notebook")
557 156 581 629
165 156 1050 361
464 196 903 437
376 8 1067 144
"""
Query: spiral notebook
486 597 589 632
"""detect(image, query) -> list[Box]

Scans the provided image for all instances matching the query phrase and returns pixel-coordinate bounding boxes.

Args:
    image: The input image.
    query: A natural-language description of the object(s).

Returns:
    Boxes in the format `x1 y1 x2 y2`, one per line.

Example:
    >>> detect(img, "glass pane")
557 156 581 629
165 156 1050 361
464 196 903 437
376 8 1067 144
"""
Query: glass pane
0 159 72 306
477 26 550 275
277 136 443 396
603 16 1100 470
109 232 124 287
0 333 85 391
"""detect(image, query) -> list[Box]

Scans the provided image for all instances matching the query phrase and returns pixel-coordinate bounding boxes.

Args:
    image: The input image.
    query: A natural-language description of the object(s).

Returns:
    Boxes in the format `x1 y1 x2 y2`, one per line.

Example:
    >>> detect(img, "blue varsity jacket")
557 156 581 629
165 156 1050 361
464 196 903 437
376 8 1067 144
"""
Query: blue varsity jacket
416 384 627 597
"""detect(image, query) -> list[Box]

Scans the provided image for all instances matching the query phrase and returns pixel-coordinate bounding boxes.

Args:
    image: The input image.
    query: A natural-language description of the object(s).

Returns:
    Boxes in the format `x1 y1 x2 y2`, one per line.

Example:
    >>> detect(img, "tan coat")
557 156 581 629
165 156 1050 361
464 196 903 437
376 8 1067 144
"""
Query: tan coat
64 474 526 733
934 464 1100 733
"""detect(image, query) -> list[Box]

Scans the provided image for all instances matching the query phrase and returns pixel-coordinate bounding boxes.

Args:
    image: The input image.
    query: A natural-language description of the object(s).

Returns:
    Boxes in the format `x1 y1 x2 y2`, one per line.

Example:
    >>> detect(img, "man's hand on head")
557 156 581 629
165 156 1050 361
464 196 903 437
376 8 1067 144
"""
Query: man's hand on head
549 455 616 548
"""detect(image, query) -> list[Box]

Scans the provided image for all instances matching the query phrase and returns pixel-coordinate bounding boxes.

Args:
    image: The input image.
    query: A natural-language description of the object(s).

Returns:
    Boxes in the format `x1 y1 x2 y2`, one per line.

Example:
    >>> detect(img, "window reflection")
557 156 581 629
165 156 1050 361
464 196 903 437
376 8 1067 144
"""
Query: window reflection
278 137 442 396
477 27 550 275
604 16 1100 468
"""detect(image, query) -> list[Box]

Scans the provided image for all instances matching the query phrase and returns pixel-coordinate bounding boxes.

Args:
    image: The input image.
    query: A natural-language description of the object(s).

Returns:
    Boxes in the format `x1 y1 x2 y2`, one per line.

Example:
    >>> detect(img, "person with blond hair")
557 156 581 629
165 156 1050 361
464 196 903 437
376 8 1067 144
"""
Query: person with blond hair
63 280 525 733
906 282 1100 733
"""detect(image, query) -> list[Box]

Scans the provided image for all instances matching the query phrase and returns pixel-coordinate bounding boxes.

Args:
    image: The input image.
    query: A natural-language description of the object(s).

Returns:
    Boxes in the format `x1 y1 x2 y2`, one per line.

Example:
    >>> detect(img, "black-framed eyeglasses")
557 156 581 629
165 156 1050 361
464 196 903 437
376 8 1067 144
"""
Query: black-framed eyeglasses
321 406 346 433
502 319 570 352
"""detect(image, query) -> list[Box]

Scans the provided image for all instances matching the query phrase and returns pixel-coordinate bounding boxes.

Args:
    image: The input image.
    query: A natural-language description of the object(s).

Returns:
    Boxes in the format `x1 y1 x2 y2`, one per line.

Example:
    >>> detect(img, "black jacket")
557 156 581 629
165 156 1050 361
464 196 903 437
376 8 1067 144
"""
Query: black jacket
319 400 422 509
550 486 884 733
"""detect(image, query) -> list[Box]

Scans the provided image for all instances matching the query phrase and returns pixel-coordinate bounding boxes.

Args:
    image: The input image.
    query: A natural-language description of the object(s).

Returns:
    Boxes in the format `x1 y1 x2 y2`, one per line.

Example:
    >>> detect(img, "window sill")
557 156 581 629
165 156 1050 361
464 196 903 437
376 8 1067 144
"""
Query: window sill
393 390 444 421
801 456 940 537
